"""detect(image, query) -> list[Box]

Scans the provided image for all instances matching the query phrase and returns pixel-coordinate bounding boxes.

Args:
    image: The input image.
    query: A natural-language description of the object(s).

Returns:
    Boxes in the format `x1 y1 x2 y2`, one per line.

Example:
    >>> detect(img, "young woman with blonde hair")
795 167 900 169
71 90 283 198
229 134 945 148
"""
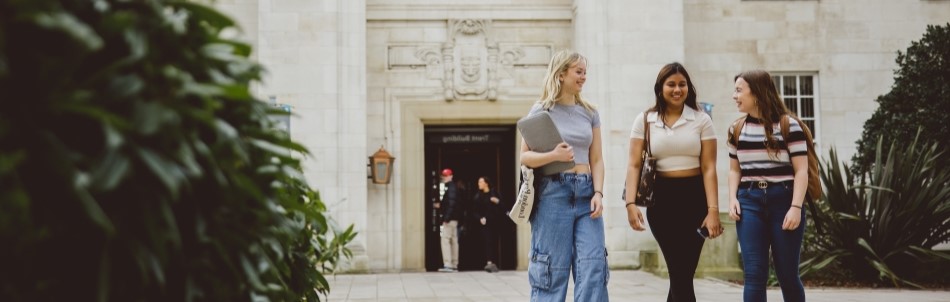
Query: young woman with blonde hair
520 50 608 301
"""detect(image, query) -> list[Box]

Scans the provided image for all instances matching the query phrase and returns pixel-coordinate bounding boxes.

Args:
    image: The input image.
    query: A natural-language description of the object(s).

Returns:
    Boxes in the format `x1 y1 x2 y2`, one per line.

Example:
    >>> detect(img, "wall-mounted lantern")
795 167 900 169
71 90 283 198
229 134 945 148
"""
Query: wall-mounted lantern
368 146 395 184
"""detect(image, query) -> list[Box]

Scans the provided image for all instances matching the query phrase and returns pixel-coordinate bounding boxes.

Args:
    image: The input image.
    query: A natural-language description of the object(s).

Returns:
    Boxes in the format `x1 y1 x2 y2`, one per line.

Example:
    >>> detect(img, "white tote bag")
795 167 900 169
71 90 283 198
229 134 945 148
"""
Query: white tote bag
508 165 535 225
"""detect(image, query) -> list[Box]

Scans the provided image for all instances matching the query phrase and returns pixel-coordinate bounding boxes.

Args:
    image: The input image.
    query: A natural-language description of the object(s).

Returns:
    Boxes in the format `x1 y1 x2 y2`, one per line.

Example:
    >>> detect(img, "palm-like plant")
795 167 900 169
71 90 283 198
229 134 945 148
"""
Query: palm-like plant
801 133 950 287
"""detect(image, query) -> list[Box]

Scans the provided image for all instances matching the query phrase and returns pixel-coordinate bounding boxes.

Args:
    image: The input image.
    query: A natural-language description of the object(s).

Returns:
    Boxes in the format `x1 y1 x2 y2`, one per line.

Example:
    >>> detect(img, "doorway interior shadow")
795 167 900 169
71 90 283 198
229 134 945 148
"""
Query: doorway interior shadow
424 125 518 272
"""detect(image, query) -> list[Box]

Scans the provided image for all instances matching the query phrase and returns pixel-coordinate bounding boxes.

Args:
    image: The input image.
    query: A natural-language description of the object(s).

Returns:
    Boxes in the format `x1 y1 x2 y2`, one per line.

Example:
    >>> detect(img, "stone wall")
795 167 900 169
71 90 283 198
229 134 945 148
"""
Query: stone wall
684 0 950 203
214 0 950 273
216 0 372 271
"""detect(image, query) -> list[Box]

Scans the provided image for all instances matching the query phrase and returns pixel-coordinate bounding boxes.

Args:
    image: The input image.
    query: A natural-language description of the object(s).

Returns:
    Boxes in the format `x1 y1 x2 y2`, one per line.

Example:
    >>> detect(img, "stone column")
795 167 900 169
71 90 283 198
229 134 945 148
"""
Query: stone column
575 1 740 279
252 0 370 271
574 0 687 270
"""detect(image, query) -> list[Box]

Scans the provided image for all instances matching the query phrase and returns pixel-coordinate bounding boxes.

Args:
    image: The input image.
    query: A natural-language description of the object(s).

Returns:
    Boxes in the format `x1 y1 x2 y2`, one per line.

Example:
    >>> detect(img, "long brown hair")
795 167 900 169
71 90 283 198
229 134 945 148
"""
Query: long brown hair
735 70 791 157
651 63 698 127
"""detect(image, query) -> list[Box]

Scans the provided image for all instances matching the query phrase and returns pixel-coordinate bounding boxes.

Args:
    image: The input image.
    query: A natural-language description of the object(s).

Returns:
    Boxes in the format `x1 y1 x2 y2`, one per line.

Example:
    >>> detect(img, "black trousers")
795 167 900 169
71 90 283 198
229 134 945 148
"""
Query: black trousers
482 221 501 263
646 175 708 302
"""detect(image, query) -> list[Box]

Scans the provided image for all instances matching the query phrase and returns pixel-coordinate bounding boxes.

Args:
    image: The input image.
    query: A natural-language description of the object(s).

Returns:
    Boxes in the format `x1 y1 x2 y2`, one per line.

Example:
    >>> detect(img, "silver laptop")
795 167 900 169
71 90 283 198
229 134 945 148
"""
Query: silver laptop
517 111 575 176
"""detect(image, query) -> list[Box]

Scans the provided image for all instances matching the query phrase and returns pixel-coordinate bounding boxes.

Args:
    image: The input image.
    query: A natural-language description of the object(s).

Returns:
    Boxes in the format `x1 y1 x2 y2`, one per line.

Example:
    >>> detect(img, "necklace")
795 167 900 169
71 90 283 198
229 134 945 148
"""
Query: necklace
556 103 575 117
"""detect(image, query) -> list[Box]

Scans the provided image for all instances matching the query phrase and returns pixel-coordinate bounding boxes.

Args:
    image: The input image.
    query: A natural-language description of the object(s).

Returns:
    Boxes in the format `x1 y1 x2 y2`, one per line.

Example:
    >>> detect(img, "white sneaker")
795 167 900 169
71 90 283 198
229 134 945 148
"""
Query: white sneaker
438 267 454 272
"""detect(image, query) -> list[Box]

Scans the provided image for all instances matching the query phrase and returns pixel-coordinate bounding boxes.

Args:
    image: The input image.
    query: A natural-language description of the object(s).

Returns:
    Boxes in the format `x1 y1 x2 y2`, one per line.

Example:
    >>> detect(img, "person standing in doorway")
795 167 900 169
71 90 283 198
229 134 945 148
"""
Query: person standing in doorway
624 62 722 302
474 176 503 273
728 70 808 301
521 50 608 302
435 168 461 272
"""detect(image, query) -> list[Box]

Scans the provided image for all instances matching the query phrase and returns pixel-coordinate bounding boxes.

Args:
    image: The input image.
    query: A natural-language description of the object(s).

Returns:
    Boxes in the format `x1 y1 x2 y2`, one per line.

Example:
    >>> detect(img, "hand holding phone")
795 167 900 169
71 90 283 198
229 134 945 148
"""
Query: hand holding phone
696 227 710 239
696 226 726 239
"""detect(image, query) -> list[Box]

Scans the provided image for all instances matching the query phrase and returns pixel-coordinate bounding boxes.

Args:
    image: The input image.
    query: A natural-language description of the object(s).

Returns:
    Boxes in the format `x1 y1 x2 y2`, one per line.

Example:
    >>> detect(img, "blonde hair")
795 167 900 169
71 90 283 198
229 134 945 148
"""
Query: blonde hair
538 50 596 112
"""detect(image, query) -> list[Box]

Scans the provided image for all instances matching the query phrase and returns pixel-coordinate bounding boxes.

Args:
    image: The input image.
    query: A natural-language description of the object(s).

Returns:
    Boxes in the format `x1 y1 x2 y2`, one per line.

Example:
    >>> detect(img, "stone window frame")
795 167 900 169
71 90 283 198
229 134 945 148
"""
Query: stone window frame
771 73 820 146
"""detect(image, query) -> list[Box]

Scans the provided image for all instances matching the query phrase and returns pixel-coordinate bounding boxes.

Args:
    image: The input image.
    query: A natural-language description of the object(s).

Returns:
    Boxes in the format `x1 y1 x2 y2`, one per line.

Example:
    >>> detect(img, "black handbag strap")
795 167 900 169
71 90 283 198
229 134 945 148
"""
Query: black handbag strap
643 111 652 157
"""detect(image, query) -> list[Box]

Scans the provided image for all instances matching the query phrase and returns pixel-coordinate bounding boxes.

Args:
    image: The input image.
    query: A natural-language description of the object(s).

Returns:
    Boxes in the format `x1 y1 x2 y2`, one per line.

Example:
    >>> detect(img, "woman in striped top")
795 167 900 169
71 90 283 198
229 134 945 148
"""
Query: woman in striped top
727 70 809 302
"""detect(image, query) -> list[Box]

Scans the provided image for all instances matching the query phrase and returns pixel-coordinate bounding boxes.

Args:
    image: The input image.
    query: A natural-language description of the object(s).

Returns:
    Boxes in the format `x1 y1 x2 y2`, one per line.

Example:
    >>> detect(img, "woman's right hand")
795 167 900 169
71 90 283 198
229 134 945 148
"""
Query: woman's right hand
626 205 646 231
729 198 741 221
551 142 574 162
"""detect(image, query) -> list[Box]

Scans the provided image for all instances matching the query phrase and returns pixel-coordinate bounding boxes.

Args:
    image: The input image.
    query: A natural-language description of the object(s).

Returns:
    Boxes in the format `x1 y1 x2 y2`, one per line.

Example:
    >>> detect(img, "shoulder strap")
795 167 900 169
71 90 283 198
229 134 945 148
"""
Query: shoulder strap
643 111 652 156
731 116 747 147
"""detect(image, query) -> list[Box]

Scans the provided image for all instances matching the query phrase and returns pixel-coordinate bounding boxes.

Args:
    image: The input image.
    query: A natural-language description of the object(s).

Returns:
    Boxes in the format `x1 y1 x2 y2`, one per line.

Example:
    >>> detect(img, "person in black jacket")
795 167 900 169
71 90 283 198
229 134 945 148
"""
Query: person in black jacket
474 176 503 273
435 168 460 272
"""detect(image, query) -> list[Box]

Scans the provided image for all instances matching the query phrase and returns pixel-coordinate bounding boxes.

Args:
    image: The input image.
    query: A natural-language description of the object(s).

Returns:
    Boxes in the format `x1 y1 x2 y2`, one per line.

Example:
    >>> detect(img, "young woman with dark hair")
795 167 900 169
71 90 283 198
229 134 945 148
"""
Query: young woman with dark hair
625 62 722 302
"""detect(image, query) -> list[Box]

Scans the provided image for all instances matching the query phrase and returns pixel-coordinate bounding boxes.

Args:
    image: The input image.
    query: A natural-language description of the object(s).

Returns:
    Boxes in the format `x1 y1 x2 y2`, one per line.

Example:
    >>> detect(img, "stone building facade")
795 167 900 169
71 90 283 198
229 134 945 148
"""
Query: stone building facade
214 0 950 274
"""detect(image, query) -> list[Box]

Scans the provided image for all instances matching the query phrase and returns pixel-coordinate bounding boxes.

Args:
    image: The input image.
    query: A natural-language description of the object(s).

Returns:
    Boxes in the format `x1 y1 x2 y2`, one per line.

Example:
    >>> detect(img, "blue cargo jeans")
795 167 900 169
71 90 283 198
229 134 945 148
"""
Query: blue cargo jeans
529 172 609 302
736 181 806 302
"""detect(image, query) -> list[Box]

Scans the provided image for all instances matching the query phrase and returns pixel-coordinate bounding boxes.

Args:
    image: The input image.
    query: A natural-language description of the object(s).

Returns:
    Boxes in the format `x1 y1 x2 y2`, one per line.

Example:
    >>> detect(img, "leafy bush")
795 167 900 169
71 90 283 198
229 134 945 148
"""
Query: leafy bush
853 23 950 173
0 1 354 301
801 135 950 287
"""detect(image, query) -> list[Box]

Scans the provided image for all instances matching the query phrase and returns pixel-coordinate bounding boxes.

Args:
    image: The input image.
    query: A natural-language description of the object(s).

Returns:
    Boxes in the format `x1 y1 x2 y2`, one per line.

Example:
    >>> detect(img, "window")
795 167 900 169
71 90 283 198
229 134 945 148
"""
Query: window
772 73 819 145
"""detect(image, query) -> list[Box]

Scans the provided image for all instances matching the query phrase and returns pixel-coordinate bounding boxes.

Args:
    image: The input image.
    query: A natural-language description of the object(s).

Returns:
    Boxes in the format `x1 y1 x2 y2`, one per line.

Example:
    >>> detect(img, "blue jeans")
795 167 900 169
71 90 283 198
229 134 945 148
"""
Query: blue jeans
529 173 608 302
736 181 805 302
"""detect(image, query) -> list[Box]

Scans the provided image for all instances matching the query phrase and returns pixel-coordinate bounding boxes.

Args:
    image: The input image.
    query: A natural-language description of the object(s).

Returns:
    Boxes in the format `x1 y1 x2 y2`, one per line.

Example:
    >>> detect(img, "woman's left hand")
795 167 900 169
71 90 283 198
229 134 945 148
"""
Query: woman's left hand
701 211 723 239
589 194 603 219
782 207 802 230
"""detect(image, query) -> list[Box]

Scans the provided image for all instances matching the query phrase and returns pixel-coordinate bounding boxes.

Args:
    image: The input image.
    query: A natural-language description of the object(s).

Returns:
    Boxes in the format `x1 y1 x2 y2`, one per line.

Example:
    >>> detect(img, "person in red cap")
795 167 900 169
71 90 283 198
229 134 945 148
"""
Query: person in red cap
434 168 460 272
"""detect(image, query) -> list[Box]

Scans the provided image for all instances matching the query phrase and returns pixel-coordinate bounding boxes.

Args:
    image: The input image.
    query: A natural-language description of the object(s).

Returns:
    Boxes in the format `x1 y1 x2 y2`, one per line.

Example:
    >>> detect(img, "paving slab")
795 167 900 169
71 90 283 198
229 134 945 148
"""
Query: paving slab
325 270 949 301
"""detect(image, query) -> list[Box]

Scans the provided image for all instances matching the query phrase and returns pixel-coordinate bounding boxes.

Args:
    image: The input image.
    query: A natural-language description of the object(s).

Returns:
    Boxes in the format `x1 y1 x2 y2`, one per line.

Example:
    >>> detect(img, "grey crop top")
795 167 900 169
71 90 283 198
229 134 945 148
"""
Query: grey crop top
526 103 601 164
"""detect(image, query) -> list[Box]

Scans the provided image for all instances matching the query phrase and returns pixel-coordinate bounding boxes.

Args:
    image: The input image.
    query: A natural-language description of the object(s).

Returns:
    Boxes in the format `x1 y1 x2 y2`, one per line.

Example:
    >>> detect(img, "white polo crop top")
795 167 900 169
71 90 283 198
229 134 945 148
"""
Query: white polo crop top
629 106 716 172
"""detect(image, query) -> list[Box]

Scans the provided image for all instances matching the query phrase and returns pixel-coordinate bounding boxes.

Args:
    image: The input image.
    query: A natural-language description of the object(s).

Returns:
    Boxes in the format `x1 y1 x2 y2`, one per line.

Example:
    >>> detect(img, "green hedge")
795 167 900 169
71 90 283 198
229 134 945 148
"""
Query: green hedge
0 1 354 301
853 23 950 173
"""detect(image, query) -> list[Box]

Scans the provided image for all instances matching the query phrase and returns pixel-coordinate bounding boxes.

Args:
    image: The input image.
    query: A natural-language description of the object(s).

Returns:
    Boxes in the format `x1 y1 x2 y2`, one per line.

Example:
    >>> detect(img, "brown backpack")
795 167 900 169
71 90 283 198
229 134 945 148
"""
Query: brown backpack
730 114 822 202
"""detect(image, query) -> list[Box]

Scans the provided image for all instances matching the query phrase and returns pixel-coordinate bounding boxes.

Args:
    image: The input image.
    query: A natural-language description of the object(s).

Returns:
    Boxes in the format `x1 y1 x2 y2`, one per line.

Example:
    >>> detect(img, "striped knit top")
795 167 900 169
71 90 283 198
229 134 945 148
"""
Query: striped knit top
727 115 808 183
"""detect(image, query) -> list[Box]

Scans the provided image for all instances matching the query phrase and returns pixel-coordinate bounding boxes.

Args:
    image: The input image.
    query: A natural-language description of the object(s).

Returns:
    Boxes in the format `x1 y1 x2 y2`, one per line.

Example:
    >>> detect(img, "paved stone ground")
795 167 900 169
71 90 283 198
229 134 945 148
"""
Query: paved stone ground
325 270 949 301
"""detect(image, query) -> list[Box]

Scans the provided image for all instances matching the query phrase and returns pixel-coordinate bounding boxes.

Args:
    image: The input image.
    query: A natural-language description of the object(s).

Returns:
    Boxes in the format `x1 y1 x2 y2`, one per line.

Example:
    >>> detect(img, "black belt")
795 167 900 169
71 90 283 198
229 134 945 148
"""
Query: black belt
740 180 793 189
542 172 591 181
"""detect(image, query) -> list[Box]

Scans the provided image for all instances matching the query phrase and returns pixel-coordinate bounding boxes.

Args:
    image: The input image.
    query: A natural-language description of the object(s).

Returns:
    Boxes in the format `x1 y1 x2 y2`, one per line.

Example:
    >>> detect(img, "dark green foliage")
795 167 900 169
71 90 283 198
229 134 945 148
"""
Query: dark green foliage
801 135 950 288
0 1 354 301
853 23 950 173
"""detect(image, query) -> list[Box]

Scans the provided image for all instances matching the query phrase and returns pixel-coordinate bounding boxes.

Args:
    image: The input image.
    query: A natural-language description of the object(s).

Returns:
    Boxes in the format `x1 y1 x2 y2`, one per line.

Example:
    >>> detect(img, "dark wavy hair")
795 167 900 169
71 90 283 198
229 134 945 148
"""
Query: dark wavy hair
651 62 698 127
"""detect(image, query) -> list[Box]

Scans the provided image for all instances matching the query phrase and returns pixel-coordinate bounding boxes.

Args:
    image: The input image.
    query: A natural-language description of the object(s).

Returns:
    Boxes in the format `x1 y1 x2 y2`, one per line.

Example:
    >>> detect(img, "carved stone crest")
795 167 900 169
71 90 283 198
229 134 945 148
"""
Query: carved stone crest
442 19 497 101
386 20 552 102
